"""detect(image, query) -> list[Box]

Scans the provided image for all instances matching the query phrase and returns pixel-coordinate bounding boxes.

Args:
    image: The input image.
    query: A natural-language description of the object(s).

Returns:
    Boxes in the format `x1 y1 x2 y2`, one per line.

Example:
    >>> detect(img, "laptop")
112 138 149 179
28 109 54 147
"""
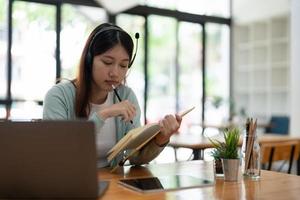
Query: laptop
0 120 108 199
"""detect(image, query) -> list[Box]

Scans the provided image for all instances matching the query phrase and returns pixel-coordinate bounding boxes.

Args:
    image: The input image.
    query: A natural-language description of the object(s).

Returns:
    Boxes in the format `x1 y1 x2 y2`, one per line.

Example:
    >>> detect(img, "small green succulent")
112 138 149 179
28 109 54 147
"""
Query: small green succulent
209 127 240 159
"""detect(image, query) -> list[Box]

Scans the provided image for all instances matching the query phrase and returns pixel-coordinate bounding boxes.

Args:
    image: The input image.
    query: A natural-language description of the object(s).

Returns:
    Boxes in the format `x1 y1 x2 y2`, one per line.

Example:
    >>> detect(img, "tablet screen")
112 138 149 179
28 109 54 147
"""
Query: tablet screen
118 175 214 193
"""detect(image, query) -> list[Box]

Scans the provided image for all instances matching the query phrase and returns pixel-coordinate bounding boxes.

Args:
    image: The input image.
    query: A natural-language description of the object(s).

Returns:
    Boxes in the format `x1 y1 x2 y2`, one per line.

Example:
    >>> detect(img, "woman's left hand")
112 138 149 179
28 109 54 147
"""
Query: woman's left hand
155 114 182 146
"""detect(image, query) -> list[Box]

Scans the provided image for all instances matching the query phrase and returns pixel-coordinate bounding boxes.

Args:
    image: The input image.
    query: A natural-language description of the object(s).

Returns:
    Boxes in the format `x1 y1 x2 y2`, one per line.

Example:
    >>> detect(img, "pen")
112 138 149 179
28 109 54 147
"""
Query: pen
112 85 134 125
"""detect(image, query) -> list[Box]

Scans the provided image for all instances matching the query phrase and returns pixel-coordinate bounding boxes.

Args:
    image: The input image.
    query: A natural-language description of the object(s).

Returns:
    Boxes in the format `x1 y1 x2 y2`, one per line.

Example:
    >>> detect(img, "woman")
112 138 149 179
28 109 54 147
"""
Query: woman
43 23 181 168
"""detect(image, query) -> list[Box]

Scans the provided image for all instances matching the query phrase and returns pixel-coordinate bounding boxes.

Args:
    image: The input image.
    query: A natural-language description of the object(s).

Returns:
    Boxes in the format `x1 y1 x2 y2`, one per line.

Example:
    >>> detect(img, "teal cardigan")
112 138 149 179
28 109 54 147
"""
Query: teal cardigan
43 81 164 166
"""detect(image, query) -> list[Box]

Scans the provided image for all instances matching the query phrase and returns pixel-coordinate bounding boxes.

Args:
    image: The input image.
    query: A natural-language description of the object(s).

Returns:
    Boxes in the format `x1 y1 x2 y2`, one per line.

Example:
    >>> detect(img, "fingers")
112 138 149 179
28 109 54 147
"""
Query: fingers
99 100 136 122
155 114 182 146
125 100 136 118
159 114 180 136
175 114 182 124
118 100 136 122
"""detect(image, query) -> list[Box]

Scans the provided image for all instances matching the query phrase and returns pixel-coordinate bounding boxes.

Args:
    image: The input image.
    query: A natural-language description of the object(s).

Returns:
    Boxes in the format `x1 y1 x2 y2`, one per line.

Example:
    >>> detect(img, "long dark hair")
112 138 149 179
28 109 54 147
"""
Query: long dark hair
74 23 134 118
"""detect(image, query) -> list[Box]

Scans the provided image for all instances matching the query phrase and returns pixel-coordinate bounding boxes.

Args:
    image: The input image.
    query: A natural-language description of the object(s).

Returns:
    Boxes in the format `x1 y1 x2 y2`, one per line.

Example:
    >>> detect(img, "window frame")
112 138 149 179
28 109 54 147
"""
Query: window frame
2 0 232 122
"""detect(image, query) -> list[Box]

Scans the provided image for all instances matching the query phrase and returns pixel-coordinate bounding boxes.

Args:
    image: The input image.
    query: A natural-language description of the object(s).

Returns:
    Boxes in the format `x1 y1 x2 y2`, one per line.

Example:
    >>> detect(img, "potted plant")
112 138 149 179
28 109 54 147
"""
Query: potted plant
209 127 241 181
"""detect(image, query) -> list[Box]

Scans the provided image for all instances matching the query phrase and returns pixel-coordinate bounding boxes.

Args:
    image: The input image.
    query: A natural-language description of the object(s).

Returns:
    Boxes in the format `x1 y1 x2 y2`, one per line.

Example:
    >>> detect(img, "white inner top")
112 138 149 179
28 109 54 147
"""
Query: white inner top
89 92 116 168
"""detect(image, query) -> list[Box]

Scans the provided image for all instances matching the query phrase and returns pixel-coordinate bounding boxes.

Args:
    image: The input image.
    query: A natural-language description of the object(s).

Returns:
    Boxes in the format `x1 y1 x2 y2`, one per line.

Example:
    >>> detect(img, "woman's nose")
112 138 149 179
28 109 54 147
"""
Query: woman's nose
109 64 119 77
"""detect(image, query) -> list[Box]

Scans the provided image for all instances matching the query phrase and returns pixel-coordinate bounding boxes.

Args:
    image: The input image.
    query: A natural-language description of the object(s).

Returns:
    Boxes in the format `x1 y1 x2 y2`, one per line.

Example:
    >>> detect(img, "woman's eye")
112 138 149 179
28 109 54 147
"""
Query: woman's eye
120 65 128 68
102 60 112 65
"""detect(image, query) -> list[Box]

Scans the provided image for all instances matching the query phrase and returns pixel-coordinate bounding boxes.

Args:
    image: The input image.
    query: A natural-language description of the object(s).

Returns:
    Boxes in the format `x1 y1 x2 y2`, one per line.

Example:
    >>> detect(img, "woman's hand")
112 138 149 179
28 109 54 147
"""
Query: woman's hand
98 100 136 122
155 114 182 146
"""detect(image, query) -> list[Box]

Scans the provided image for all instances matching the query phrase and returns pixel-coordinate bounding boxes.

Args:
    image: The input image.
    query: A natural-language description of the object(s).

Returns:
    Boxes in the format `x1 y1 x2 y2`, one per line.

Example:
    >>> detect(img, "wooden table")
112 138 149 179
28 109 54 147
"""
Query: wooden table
169 132 243 160
189 122 270 132
169 133 300 174
170 133 300 149
99 160 300 200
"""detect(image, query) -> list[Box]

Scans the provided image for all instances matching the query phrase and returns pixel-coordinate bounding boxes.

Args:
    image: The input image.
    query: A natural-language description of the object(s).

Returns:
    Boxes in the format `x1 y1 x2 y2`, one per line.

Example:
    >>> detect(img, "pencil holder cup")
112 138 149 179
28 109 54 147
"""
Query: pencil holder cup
241 130 261 180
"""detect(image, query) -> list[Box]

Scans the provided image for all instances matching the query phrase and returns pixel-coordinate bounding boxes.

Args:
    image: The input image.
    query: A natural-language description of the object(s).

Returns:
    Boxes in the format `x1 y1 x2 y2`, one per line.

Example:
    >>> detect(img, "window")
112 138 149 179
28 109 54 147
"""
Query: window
205 23 230 124
61 4 107 79
11 1 56 101
9 1 56 119
147 15 177 123
10 101 43 120
117 14 146 123
0 0 7 98
2 0 231 124
0 105 6 119
178 22 203 131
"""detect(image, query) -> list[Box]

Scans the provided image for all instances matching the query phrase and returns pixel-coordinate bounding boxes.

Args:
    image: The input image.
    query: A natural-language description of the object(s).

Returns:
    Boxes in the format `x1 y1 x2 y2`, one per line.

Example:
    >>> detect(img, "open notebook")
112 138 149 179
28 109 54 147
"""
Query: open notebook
107 107 195 171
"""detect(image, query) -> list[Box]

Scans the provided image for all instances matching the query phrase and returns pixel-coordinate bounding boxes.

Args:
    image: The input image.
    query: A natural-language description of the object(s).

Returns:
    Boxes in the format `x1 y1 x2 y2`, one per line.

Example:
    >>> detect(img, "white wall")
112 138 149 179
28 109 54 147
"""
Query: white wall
290 0 300 137
233 0 289 24
233 0 300 136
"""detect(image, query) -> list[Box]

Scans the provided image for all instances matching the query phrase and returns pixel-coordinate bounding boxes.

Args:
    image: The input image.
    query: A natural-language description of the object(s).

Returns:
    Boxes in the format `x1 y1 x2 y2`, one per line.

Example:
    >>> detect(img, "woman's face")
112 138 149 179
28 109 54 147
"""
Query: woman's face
92 44 129 92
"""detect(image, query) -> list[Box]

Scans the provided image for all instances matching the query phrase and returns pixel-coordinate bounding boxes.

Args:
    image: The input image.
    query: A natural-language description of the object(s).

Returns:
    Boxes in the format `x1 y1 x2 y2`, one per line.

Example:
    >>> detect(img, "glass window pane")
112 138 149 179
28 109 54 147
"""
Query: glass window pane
205 23 230 124
117 14 146 123
178 22 203 132
147 16 176 122
10 101 43 120
0 0 7 98
0 105 6 119
11 1 56 101
61 4 107 80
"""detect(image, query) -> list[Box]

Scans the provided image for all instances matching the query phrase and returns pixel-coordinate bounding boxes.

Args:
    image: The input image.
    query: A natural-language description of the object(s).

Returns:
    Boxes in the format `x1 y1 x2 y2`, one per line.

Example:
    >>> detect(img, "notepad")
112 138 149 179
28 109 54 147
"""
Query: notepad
107 107 195 163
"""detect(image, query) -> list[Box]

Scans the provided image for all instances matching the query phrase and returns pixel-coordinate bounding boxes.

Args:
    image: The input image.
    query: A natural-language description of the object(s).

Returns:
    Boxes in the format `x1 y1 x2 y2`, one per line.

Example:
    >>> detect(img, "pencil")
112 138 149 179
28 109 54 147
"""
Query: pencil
112 85 134 125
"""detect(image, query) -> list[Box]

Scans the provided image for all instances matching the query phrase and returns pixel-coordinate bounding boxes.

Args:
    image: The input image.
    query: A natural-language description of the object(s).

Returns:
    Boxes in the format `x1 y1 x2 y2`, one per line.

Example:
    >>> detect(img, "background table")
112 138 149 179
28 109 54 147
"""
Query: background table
169 133 300 174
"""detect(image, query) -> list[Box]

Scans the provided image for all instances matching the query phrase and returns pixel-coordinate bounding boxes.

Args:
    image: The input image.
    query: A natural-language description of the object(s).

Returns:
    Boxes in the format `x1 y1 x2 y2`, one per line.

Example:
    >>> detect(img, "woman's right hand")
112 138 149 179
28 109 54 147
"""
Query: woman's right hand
98 100 136 122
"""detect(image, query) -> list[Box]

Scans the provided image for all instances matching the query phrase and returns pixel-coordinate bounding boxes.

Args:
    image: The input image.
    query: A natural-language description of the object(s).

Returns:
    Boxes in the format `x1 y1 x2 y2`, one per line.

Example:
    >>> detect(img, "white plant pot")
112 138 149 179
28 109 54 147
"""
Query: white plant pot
221 158 241 182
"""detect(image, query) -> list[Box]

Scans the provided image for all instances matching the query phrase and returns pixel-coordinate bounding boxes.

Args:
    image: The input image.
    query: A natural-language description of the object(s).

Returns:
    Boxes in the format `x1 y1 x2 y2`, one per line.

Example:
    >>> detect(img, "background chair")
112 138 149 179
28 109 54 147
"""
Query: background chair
265 116 289 135
261 140 299 174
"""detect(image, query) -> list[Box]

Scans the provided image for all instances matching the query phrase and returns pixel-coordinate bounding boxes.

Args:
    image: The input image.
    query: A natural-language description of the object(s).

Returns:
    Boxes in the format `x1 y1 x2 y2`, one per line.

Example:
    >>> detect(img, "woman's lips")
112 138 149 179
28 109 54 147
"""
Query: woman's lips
106 80 119 86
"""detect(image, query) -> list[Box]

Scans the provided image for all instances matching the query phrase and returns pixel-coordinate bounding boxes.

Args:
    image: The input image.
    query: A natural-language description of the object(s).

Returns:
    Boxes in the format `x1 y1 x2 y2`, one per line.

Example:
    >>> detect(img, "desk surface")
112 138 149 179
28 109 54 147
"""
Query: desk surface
99 160 300 200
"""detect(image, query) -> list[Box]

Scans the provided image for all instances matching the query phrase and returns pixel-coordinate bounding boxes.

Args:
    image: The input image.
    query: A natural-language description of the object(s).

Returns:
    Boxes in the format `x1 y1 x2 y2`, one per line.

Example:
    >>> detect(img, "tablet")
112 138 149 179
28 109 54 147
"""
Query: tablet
118 175 214 193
